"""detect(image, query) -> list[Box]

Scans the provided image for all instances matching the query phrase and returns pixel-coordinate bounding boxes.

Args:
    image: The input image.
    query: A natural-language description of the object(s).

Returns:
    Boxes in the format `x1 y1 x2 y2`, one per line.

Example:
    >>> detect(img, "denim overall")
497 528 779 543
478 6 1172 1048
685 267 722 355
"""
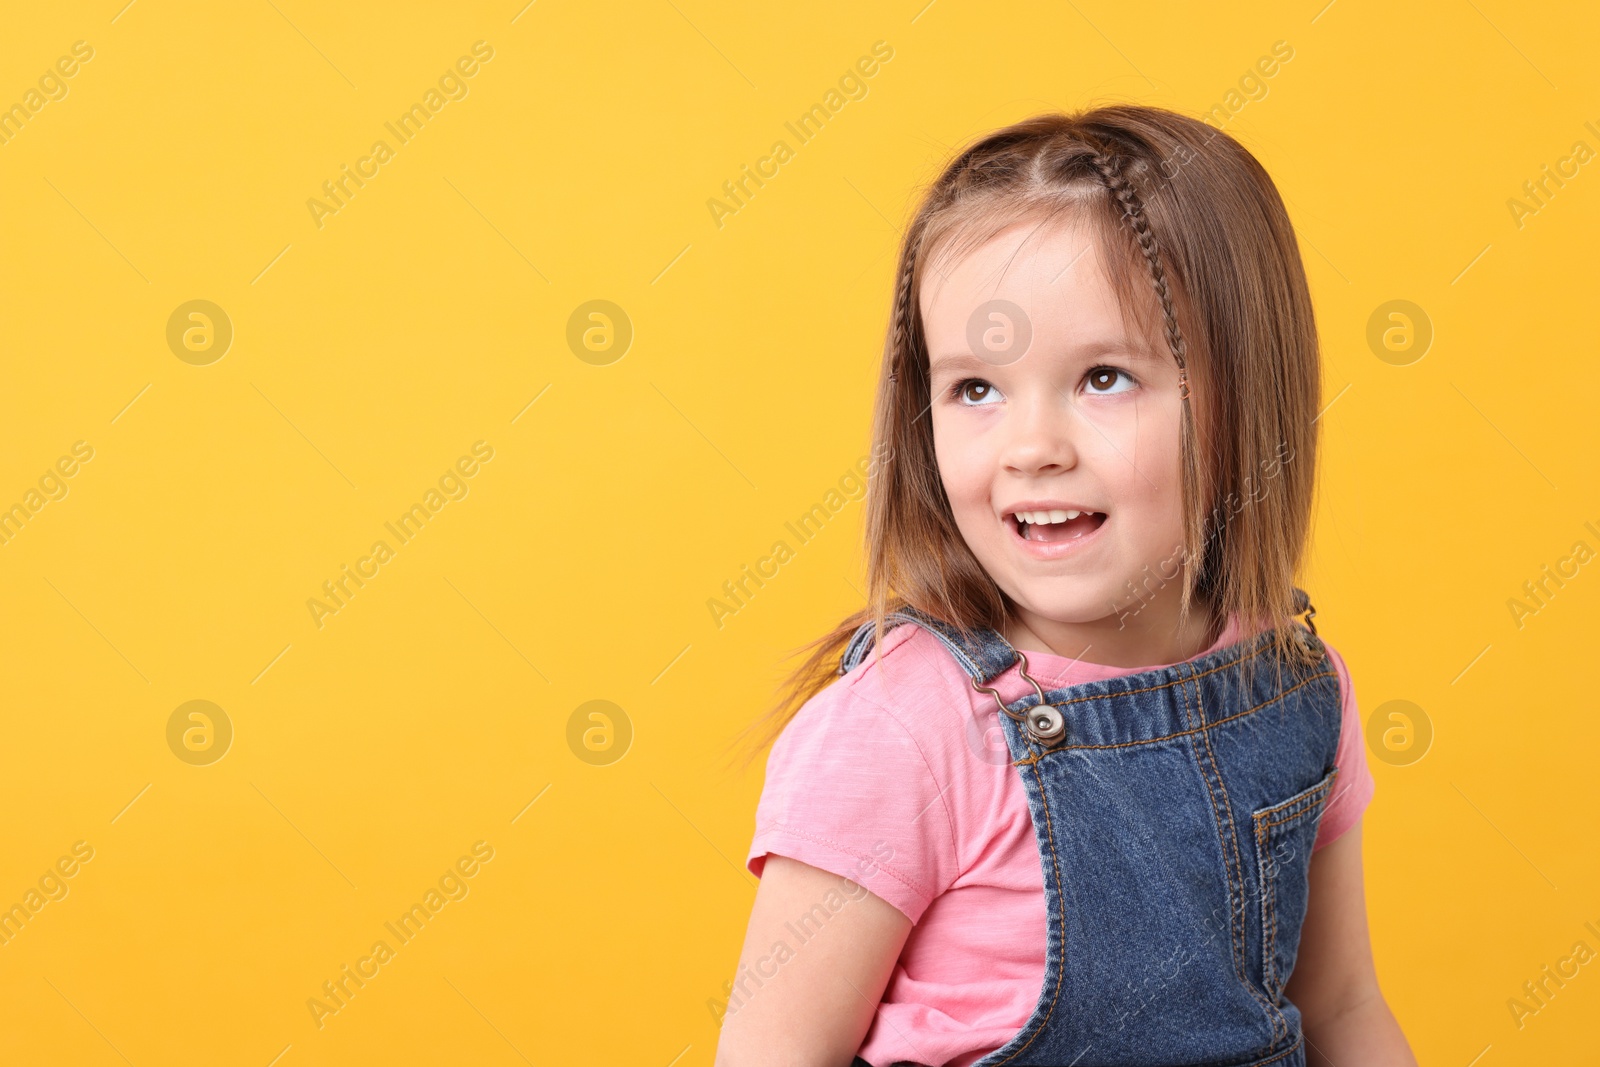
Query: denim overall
842 589 1342 1067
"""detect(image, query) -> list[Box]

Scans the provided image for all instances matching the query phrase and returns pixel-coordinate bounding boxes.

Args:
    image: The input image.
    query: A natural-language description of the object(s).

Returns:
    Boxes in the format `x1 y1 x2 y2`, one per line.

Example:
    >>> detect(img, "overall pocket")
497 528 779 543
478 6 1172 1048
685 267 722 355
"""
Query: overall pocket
1251 766 1339 1002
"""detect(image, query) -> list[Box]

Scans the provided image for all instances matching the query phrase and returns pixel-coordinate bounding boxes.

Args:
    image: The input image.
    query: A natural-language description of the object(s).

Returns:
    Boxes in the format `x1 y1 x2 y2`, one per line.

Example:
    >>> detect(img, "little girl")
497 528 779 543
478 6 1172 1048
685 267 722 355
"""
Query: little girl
715 105 1416 1067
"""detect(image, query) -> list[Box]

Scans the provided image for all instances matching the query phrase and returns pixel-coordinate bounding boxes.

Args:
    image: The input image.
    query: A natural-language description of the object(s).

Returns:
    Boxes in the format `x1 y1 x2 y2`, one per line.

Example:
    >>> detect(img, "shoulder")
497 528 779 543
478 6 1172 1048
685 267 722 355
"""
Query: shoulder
747 620 992 920
839 618 983 711
1318 639 1371 754
1311 636 1377 851
768 620 981 790
1320 639 1355 697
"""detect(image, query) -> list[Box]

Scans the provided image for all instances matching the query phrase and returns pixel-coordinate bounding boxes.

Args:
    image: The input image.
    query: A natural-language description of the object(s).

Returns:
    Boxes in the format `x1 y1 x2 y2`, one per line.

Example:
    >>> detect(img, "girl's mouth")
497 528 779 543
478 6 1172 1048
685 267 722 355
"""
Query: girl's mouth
1009 508 1107 543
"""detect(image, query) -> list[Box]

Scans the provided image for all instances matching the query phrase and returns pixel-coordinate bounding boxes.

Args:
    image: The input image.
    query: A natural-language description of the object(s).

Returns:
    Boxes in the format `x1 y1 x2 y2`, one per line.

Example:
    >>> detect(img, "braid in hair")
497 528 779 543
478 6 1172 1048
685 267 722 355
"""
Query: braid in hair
886 222 930 386
1084 150 1190 401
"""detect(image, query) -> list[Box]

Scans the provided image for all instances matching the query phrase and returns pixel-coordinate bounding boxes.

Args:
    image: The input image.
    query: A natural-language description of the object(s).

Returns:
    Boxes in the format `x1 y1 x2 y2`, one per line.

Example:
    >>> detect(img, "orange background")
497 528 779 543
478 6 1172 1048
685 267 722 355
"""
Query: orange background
0 0 1596 1063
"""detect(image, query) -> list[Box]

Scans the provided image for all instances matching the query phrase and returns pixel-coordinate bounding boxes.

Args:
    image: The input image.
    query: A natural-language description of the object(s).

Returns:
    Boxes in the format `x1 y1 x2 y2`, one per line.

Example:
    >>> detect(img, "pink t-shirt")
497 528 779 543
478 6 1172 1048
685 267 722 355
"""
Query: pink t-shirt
745 614 1376 1067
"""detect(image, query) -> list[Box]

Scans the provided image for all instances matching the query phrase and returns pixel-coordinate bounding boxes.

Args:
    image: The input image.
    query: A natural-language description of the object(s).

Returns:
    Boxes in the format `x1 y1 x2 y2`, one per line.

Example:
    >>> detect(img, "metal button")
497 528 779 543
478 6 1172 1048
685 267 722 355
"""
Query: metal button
1028 705 1065 744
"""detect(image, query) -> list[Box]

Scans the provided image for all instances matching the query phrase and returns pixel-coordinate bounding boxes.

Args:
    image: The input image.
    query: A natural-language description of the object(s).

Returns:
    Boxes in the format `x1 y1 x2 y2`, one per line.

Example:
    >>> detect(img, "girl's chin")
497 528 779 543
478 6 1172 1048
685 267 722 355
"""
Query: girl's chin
1004 595 1125 629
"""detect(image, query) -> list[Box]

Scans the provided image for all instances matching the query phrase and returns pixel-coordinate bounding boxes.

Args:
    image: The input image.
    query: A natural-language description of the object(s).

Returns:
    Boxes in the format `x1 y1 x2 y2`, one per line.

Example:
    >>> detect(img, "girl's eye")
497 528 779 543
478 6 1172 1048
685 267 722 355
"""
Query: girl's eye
1085 366 1136 395
949 378 1003 406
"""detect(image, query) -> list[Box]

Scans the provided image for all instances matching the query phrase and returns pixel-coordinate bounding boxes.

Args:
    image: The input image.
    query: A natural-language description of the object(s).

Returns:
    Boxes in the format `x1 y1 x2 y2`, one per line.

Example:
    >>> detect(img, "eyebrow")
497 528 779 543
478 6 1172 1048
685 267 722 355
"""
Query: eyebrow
926 351 996 376
927 338 1164 376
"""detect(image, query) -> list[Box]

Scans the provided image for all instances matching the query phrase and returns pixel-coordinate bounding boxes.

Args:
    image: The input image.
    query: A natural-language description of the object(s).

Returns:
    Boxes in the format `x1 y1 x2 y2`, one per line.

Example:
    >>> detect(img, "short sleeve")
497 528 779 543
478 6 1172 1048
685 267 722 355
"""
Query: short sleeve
1314 643 1377 851
745 676 963 924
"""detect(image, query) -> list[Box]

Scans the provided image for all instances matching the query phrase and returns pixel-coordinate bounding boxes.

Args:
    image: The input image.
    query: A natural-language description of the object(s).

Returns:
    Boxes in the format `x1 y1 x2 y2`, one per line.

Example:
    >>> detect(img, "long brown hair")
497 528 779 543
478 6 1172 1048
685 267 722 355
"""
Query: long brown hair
724 103 1324 772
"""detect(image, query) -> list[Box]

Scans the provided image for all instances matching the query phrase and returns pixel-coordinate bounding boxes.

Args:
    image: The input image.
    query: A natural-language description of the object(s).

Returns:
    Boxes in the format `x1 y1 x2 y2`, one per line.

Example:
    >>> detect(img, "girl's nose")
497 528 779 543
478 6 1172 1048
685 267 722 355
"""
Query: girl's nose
1000 392 1080 475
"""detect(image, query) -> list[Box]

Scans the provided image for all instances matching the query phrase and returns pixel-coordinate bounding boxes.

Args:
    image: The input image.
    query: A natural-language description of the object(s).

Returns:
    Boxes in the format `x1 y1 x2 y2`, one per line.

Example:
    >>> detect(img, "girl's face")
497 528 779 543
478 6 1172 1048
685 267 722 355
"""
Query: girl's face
922 215 1204 662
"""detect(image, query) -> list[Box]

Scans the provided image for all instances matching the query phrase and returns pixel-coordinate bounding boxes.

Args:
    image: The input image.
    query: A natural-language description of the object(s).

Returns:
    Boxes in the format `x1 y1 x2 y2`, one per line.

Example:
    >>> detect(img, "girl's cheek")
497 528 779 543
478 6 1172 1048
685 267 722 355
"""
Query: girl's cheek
1087 392 1176 433
1080 400 1184 484
932 433 986 498
1072 395 1148 445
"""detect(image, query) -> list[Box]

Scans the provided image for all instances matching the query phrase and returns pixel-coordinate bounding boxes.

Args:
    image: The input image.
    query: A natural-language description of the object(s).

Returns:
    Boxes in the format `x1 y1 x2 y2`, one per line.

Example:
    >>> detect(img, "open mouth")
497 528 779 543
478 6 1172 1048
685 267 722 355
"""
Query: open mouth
1008 508 1108 544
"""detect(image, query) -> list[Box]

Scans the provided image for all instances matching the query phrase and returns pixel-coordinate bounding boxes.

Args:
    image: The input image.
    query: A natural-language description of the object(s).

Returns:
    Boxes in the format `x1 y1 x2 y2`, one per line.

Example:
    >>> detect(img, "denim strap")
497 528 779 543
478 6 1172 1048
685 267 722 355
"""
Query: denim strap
838 604 1017 684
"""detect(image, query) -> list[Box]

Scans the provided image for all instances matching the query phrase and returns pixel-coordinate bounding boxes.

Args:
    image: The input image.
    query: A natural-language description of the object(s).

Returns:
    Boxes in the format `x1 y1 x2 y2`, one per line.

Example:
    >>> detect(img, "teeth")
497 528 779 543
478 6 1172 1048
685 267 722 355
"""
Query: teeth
1014 509 1096 525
